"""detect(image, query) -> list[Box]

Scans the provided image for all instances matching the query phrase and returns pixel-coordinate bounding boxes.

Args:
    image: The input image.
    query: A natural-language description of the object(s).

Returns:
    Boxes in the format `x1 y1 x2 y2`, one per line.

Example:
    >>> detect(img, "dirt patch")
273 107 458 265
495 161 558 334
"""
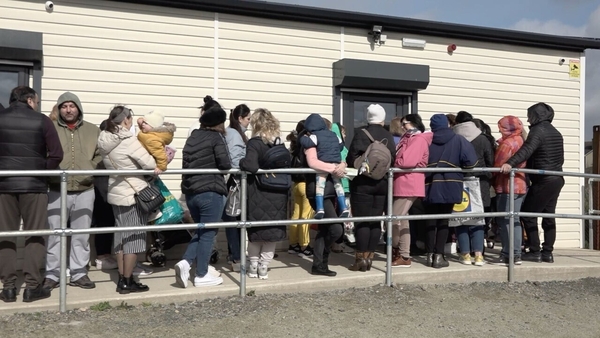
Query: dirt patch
3 278 600 338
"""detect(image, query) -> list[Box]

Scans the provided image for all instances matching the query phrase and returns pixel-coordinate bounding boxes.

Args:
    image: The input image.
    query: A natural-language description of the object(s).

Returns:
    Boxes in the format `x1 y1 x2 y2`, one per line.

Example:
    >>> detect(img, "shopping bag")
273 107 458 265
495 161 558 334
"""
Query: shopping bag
449 177 486 227
225 178 241 217
154 178 184 225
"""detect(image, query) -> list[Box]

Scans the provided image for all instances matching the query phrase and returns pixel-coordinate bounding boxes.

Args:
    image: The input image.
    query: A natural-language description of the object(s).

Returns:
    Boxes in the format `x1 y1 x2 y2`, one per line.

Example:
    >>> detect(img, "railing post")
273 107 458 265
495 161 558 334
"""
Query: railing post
59 172 68 313
239 171 248 297
508 170 515 283
385 169 394 287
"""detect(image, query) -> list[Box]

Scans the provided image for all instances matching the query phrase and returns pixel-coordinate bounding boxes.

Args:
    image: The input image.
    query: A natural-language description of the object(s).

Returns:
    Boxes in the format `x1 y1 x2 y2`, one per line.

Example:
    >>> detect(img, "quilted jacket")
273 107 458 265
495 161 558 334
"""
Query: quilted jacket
137 122 176 171
506 102 564 183
97 126 157 206
239 137 287 242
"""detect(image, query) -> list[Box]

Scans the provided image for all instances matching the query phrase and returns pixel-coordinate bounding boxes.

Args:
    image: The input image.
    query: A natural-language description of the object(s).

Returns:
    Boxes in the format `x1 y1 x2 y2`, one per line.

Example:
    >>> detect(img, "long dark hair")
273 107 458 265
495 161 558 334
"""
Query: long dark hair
229 104 250 143
473 118 497 150
105 105 133 134
402 114 426 133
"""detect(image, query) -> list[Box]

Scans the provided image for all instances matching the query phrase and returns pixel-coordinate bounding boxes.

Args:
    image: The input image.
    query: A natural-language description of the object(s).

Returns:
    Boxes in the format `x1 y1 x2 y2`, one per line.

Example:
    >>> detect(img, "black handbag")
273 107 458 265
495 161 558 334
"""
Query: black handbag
108 155 165 214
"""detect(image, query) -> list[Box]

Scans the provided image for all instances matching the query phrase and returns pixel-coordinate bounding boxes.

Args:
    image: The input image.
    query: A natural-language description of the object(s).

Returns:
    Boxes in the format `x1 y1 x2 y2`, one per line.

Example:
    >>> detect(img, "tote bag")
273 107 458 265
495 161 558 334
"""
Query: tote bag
449 177 486 227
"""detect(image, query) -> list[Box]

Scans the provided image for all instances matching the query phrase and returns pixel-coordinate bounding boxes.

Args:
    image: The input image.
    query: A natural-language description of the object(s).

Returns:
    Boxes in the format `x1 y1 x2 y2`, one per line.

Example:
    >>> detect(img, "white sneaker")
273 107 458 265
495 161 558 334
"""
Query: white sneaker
133 262 153 276
175 260 191 288
208 265 221 277
248 263 258 278
194 274 223 287
258 264 268 280
95 257 118 270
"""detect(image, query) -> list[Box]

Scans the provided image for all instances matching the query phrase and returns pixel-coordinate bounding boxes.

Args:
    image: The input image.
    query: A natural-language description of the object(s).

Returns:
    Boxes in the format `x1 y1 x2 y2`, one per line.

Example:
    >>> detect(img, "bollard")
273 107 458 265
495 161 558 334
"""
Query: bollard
508 170 515 283
59 172 68 313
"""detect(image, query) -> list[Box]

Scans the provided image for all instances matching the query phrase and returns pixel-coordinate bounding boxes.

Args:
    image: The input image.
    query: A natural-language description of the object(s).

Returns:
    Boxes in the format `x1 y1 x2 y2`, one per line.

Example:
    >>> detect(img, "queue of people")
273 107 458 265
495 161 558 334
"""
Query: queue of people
0 85 564 302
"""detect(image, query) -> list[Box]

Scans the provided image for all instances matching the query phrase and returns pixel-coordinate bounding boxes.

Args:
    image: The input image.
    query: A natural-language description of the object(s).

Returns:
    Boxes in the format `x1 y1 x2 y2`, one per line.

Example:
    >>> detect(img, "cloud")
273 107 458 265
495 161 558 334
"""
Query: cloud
512 5 600 140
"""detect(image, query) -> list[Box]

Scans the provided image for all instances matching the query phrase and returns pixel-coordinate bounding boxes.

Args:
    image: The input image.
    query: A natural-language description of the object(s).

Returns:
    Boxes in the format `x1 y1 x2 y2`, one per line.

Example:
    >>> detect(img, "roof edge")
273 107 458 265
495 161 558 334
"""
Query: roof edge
110 0 600 52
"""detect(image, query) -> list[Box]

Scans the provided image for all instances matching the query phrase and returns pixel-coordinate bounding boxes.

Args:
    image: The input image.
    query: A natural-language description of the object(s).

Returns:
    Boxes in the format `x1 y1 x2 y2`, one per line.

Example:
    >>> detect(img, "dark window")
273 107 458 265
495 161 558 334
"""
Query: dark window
0 65 29 108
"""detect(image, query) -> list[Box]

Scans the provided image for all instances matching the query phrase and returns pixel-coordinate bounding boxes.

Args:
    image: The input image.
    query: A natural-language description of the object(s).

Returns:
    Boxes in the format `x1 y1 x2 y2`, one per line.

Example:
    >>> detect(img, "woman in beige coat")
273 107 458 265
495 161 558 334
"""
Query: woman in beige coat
97 105 157 294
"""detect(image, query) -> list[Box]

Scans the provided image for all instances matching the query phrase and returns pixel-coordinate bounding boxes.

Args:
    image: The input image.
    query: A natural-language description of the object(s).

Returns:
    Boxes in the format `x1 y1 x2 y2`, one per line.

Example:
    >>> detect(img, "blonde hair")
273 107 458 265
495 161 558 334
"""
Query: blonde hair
49 104 59 121
390 117 403 137
250 108 280 144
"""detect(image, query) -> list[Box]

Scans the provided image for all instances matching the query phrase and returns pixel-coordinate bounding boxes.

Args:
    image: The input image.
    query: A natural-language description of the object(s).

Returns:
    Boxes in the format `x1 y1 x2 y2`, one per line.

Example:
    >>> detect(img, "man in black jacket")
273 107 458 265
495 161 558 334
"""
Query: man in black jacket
500 102 564 263
0 86 64 303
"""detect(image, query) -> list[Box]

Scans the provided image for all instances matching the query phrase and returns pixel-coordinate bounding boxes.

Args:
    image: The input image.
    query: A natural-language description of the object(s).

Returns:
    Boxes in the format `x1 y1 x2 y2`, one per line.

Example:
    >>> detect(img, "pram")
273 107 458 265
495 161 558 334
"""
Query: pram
146 227 220 267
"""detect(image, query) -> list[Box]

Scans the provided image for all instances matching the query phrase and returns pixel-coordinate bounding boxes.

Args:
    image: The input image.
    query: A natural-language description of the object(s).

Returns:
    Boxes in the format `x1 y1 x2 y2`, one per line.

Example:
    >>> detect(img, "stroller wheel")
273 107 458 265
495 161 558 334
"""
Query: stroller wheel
210 249 219 264
487 241 495 249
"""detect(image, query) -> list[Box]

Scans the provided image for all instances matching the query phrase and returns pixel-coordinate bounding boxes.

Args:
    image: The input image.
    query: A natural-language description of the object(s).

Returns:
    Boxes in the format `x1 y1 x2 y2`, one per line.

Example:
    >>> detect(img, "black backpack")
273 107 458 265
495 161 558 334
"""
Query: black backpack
257 137 292 191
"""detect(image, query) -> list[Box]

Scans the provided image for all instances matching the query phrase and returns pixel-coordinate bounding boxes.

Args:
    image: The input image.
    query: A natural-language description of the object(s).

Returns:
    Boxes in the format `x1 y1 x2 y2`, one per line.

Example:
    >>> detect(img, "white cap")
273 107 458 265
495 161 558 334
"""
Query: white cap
143 109 165 128
367 104 386 124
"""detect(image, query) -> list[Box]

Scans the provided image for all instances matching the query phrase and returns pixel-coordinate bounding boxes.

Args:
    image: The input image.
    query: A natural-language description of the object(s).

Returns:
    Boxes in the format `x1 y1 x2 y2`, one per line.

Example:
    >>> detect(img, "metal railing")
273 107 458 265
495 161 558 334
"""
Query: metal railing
0 166 596 313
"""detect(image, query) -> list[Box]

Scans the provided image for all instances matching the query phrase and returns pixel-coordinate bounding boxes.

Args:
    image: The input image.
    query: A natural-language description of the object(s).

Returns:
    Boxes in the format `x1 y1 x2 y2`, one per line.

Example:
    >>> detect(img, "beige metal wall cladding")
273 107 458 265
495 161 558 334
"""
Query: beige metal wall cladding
0 0 583 248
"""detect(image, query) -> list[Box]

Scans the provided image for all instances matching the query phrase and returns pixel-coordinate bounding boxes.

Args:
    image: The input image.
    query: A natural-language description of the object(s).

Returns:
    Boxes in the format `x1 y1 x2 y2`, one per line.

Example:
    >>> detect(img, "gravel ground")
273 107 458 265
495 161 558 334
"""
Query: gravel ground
3 278 600 338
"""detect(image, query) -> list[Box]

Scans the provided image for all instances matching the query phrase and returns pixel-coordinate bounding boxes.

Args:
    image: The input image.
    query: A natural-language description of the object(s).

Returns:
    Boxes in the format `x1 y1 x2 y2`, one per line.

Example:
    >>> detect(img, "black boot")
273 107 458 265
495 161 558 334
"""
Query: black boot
432 254 449 269
23 284 51 303
311 265 337 277
426 253 433 267
118 276 149 294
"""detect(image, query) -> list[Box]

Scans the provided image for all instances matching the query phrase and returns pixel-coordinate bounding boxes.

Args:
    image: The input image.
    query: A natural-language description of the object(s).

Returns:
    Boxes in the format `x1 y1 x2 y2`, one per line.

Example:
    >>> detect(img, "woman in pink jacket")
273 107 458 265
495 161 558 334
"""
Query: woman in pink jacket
391 114 433 267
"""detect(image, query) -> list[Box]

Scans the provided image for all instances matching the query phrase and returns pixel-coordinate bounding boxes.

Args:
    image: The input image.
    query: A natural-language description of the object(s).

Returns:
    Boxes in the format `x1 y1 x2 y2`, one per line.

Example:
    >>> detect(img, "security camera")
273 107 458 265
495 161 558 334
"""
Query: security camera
372 25 383 34
45 1 54 12
559 58 565 65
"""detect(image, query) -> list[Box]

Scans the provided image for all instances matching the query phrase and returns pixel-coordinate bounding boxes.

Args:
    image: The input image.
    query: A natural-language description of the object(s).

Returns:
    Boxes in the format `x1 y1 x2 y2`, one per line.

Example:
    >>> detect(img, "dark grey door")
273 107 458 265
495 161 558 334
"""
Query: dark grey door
0 66 29 108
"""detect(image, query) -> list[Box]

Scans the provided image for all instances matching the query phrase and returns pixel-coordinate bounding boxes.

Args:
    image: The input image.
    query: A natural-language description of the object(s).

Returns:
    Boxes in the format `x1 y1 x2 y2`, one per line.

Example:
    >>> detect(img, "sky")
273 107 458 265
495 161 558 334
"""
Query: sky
267 0 600 140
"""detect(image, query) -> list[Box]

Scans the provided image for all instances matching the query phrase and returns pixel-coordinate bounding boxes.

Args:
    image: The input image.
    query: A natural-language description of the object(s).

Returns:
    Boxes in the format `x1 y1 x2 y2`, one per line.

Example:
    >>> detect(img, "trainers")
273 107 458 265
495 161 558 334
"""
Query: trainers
230 261 241 272
258 264 268 280
314 210 325 219
392 256 412 268
495 255 522 266
194 274 223 287
69 275 96 289
247 263 258 278
95 257 118 270
299 245 314 257
174 260 191 288
340 209 350 218
43 278 59 290
459 253 472 265
288 244 301 254
133 262 153 276
522 251 542 263
208 265 221 277
474 255 485 266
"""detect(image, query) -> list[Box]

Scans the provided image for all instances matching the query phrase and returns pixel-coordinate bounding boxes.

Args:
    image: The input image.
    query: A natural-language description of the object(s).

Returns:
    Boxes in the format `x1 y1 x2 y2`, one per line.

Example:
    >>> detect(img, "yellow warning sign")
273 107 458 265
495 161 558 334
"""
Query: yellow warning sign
569 59 580 79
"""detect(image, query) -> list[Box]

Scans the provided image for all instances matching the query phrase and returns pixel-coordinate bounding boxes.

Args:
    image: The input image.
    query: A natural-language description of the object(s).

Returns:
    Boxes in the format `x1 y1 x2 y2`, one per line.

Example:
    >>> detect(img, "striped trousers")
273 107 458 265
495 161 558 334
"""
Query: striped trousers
112 204 148 254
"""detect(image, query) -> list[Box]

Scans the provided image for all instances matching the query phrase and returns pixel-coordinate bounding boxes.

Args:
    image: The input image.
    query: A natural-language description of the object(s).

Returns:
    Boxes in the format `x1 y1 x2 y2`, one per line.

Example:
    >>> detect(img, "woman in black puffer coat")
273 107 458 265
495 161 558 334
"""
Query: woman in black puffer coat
239 108 288 280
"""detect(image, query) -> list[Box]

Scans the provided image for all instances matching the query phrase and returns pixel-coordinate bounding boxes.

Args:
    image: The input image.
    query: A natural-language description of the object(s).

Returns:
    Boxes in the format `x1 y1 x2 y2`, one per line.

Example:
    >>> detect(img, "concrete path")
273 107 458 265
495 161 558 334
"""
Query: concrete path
2 247 600 315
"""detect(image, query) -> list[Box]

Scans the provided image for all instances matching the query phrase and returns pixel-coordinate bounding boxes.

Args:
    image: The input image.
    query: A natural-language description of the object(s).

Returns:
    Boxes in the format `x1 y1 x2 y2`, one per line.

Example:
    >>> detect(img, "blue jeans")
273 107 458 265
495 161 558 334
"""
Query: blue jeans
456 225 484 254
223 213 241 262
496 193 525 256
183 192 224 277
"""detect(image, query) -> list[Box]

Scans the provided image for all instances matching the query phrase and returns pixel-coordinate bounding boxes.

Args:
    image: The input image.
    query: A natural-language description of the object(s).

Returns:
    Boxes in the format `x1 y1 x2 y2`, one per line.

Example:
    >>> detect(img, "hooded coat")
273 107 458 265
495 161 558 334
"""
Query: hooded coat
494 116 527 195
453 121 494 207
137 122 176 171
506 103 564 183
97 126 157 206
51 92 102 192
393 131 433 198
425 127 478 204
299 114 343 164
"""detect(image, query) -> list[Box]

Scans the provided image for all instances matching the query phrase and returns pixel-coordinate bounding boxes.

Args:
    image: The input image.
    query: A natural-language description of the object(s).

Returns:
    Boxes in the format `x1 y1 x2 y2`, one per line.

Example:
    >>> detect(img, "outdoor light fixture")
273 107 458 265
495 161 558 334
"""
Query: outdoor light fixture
402 38 426 49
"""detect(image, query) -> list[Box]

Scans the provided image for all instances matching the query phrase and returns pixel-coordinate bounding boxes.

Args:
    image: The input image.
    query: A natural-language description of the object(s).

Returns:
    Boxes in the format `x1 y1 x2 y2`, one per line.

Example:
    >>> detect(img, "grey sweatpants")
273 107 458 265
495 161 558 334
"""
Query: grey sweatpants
46 189 95 282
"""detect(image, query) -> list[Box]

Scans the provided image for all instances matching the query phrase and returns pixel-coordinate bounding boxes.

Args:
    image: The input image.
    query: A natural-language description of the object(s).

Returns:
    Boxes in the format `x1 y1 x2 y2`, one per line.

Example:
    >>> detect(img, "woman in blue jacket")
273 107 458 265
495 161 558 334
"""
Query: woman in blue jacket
424 114 478 268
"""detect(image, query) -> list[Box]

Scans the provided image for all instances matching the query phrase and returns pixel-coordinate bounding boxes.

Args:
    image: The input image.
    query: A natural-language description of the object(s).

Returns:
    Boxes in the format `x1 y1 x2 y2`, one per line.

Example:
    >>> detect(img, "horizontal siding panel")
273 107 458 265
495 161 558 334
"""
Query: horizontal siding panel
219 79 330 96
219 49 338 69
219 13 340 38
419 93 578 112
219 59 331 78
430 76 579 97
217 90 332 106
44 56 211 78
44 35 212 59
3 0 214 25
219 39 339 60
432 69 579 90
42 68 213 90
219 69 332 87
220 29 340 51
555 240 581 248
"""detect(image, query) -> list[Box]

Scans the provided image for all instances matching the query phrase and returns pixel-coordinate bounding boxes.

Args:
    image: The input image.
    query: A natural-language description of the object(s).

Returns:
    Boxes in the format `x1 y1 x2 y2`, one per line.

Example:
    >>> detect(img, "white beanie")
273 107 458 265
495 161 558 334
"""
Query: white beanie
143 109 165 128
367 104 386 124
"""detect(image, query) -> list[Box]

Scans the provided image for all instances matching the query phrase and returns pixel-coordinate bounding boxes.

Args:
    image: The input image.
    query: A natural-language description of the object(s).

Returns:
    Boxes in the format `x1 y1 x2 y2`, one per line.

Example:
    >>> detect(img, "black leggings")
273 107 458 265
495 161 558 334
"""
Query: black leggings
351 193 386 252
309 198 343 268
425 203 454 254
